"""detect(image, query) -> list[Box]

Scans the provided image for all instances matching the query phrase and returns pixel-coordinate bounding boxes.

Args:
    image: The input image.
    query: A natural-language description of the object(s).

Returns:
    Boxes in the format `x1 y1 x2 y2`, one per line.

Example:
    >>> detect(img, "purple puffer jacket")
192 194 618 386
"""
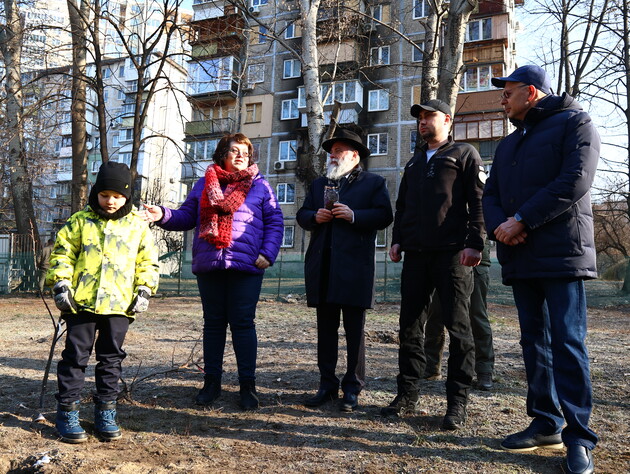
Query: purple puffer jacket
158 173 284 275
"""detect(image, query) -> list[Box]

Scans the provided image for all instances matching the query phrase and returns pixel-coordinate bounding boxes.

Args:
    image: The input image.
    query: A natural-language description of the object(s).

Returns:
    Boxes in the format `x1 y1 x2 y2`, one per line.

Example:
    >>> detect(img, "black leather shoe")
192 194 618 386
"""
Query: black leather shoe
304 388 338 407
501 425 564 452
339 393 358 412
563 445 594 474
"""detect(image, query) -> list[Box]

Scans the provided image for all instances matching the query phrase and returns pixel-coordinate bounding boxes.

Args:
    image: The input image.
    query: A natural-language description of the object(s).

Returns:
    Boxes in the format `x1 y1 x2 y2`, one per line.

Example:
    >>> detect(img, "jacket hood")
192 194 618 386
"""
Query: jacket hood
511 92 582 130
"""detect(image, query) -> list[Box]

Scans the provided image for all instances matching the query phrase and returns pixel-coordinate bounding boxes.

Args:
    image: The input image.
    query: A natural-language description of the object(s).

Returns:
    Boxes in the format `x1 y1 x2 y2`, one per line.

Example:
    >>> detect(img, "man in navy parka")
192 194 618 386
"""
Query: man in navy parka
482 65 599 474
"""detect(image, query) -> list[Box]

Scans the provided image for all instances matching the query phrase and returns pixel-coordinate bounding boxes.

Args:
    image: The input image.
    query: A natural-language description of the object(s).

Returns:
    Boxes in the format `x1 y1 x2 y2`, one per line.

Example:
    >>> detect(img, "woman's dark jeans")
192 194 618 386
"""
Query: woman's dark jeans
196 270 264 382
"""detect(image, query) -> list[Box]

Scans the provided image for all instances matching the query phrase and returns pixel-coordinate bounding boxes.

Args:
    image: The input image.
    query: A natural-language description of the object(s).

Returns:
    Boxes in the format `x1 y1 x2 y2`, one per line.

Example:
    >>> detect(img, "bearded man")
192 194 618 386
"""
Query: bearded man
297 128 393 412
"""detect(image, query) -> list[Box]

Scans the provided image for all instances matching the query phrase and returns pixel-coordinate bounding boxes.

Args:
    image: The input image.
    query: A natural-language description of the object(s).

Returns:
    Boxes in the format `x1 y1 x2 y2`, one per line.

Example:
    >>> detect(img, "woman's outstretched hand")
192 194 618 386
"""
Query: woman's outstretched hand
141 203 164 222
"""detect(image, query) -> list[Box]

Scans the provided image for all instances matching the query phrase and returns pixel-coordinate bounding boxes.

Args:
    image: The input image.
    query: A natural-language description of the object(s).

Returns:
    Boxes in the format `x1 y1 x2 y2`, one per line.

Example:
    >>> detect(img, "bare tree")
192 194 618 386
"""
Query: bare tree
525 0 630 290
67 0 91 212
0 0 40 240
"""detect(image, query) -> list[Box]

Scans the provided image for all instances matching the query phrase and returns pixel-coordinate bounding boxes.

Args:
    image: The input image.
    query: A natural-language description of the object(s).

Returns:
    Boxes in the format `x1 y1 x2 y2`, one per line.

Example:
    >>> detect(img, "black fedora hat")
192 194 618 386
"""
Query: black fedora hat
322 128 371 160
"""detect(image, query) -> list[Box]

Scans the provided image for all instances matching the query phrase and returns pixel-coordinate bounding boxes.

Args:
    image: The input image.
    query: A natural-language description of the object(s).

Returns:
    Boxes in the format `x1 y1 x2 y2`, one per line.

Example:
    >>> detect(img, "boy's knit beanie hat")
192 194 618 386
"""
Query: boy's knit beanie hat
91 161 133 199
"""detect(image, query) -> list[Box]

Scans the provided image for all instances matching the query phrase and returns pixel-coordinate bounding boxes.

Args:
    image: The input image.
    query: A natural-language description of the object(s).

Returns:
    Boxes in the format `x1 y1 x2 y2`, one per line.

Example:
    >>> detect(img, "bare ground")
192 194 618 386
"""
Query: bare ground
0 292 628 473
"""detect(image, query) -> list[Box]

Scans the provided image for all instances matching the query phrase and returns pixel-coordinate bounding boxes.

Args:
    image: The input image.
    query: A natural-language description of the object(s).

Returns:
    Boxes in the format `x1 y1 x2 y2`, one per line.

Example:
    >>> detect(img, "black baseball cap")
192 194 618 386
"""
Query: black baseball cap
410 99 452 118
491 65 552 94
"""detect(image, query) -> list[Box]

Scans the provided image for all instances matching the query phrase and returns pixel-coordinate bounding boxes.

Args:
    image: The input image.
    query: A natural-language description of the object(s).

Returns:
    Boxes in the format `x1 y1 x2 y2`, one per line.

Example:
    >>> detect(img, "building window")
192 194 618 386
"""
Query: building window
281 99 299 120
118 64 125 77
91 161 101 173
281 225 295 248
49 186 57 198
285 22 300 39
412 42 424 62
245 102 262 123
119 129 133 141
112 135 119 147
276 183 295 204
413 0 431 19
279 140 297 161
251 0 267 6
247 64 265 84
283 59 301 79
103 67 112 79
461 64 503 92
466 18 492 42
368 89 389 111
370 46 390 66
298 80 361 107
367 133 388 155
119 153 132 166
376 228 387 247
61 136 72 147
257 25 267 44
117 89 126 100
410 130 418 153
58 158 72 172
186 138 220 162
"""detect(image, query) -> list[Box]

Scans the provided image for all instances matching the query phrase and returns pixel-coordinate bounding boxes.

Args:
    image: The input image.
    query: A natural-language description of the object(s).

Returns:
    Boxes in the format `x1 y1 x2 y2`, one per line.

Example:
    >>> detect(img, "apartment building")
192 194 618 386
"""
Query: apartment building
183 0 522 256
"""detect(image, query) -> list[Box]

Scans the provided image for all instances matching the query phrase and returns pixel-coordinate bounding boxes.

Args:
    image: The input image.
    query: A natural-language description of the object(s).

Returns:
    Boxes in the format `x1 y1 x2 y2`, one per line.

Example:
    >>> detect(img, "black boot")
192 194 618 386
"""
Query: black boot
195 374 222 406
239 379 259 411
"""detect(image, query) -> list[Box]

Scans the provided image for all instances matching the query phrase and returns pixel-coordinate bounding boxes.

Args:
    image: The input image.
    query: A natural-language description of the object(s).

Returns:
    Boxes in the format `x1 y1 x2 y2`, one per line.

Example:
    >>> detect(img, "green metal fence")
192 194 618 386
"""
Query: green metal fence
157 250 403 302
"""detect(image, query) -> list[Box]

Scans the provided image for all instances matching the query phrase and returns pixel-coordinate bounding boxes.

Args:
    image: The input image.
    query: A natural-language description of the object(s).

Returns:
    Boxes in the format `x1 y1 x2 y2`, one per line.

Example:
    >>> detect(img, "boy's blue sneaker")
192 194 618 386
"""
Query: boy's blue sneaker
94 401 122 440
56 401 88 444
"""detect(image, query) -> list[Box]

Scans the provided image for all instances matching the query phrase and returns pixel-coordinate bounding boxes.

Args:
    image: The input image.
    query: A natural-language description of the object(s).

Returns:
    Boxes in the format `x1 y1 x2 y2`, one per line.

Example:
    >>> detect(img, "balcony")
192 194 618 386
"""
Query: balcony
298 80 364 112
185 117 236 137
188 56 240 99
192 1 241 23
317 0 366 39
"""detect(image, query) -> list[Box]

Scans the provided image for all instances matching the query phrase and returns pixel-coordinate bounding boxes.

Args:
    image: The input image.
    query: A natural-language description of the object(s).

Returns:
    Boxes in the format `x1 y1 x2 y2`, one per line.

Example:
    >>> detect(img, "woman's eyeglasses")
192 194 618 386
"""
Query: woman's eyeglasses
229 148 249 158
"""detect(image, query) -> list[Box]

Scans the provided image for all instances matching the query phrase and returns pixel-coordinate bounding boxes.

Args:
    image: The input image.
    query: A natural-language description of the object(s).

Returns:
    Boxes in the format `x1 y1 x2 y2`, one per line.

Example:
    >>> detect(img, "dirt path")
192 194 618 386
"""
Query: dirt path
0 296 628 473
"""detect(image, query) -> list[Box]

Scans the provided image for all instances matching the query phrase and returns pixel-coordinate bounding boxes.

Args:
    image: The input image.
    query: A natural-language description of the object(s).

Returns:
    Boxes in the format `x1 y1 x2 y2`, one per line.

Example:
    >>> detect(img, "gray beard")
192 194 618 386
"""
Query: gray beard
326 160 355 180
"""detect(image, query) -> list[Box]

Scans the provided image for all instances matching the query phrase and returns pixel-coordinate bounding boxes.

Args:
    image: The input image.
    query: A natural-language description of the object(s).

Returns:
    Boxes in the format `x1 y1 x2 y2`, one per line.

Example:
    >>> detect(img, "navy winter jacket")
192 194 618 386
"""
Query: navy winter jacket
482 93 599 284
158 173 284 275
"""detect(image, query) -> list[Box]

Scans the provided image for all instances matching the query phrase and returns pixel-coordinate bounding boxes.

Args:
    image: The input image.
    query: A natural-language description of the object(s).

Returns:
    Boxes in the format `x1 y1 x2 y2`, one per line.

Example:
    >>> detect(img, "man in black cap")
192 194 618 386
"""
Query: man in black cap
382 99 486 430
297 128 393 412
484 65 598 474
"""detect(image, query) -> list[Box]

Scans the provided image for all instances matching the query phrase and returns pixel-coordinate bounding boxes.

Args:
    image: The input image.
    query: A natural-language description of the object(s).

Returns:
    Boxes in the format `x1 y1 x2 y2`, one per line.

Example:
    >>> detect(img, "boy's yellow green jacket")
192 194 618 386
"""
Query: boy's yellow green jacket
46 208 160 318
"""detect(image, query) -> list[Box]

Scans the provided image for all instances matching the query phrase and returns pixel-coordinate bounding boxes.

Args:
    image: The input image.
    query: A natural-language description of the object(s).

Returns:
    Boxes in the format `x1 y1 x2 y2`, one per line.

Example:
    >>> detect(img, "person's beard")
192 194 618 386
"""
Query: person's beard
326 156 356 180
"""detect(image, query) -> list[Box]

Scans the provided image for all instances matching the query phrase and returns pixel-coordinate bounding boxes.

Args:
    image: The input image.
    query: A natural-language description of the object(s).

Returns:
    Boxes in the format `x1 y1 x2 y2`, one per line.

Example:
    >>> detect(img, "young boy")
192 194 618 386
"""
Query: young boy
46 161 159 443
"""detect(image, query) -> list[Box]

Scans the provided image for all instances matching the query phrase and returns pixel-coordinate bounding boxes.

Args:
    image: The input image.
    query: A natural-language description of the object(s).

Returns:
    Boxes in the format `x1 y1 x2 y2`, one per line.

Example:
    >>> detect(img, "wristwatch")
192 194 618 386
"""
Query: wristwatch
513 212 524 223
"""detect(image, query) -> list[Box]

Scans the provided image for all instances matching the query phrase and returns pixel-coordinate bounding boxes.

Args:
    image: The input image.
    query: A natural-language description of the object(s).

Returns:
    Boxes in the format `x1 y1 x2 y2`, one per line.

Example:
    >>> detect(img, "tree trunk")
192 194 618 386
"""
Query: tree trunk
0 0 40 240
67 0 91 212
622 0 630 294
437 0 478 111
298 0 326 187
420 6 443 103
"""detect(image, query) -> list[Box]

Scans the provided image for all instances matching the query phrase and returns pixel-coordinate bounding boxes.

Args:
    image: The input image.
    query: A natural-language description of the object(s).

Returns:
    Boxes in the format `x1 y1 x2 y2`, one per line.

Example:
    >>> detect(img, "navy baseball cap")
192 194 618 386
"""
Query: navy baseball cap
491 65 552 94
410 99 452 118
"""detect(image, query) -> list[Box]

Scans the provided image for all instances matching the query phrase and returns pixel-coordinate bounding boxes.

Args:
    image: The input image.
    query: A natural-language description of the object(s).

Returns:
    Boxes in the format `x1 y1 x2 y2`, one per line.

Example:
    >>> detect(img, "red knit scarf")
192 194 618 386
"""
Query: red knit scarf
199 163 258 249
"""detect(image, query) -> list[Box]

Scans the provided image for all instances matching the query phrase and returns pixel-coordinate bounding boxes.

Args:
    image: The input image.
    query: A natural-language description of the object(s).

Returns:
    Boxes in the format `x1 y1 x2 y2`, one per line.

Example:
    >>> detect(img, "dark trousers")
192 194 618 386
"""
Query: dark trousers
511 278 597 449
56 313 129 404
197 270 263 382
316 303 366 395
424 265 495 376
398 250 474 403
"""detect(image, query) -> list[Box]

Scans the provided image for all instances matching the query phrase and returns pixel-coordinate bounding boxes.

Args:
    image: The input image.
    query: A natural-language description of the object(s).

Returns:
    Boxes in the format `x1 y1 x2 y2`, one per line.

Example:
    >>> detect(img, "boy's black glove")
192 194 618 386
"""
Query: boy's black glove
129 286 151 314
53 280 77 312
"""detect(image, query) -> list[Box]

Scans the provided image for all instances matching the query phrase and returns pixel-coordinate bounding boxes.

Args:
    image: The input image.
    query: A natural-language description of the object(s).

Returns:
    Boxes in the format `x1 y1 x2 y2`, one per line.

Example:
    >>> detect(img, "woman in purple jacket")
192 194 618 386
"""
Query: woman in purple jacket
143 133 283 410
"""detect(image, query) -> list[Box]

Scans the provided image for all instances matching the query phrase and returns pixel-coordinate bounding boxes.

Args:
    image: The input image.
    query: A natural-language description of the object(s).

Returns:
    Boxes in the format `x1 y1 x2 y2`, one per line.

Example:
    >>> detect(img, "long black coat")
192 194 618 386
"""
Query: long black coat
297 170 393 309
